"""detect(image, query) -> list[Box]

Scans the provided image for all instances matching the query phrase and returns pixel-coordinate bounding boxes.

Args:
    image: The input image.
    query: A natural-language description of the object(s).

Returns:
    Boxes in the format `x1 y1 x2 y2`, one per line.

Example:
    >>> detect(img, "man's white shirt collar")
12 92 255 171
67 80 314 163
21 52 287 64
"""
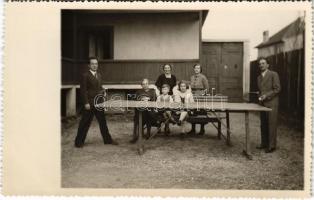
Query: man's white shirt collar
90 70 97 76
262 69 268 77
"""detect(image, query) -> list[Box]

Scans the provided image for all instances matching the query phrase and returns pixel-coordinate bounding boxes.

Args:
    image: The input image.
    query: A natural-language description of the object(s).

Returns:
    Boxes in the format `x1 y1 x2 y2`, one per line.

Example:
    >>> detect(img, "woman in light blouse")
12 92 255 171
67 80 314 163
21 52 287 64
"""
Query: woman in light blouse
189 64 209 135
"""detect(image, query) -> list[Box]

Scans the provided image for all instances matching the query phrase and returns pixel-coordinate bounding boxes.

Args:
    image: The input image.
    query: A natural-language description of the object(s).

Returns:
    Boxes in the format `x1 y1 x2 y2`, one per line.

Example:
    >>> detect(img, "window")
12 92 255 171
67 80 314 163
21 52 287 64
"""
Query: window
78 27 114 60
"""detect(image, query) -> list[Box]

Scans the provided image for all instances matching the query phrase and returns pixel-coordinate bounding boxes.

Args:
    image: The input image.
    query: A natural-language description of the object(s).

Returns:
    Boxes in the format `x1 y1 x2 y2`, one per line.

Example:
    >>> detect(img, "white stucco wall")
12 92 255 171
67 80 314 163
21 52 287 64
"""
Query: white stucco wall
113 14 200 60
283 33 304 52
257 43 284 58
257 33 303 57
78 12 200 60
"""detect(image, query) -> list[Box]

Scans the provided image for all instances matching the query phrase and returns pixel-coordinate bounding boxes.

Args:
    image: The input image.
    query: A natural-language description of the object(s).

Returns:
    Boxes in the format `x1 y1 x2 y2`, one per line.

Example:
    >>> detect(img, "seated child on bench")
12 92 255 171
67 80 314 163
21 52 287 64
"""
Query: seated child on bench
174 81 195 133
156 84 175 134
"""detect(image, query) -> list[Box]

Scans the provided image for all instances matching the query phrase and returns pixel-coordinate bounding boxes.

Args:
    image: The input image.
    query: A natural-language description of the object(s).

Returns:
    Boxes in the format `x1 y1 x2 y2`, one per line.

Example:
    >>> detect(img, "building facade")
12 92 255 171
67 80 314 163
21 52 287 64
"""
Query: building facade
256 17 305 58
61 10 208 116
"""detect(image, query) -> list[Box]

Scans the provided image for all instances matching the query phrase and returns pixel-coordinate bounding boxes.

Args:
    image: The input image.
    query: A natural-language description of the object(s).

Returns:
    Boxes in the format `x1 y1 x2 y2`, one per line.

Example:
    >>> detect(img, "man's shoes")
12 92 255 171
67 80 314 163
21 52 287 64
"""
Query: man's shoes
111 140 119 145
145 134 151 140
105 140 119 145
74 144 84 148
129 138 138 144
198 129 205 135
256 145 267 149
164 128 170 136
265 148 276 153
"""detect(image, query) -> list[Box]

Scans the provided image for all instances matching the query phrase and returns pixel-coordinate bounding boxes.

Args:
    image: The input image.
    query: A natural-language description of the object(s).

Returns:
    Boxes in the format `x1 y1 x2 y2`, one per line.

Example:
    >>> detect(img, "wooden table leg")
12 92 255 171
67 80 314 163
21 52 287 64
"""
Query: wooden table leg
211 111 230 143
226 111 231 146
242 111 253 160
137 111 144 155
217 121 221 139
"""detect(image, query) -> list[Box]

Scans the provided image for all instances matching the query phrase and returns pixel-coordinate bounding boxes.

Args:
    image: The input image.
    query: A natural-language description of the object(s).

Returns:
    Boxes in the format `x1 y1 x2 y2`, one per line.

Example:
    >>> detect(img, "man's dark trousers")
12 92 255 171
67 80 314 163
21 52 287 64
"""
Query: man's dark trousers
75 105 112 146
257 70 280 150
74 70 113 147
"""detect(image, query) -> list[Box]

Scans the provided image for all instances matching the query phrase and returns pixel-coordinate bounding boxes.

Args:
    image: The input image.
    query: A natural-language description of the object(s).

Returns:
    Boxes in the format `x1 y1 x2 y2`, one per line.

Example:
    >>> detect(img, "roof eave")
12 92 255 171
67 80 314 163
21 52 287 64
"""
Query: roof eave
255 40 284 49
201 10 209 26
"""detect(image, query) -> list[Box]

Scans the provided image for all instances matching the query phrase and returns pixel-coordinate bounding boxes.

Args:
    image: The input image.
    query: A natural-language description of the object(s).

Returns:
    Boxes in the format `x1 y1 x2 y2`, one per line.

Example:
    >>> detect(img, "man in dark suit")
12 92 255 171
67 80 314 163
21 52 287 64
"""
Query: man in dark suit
257 57 281 153
74 57 118 148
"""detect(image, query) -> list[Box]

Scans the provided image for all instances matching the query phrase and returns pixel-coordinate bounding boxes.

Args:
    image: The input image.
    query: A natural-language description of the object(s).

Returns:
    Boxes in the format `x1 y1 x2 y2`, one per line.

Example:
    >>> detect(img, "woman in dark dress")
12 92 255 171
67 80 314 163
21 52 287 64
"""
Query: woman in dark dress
155 64 177 95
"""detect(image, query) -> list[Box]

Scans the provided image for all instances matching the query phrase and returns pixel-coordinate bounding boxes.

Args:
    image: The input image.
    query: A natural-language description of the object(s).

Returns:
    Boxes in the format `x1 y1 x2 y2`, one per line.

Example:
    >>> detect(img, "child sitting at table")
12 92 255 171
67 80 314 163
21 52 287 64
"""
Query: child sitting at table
156 84 175 135
174 81 194 134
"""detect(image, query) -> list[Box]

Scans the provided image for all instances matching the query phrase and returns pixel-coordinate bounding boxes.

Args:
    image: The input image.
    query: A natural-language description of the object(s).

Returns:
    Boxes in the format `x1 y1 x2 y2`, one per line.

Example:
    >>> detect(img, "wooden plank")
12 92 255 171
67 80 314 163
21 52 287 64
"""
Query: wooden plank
202 43 220 93
62 60 198 85
243 111 252 160
226 110 231 145
100 61 198 83
137 111 144 155
193 95 228 102
62 85 79 89
101 84 156 90
220 42 243 102
101 100 272 111
202 42 244 102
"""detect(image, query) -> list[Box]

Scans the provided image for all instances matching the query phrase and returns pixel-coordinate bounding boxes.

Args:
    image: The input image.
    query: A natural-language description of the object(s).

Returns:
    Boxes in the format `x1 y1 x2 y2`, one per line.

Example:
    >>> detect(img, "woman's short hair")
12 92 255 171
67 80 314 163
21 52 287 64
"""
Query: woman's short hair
162 63 173 71
177 80 189 91
193 63 202 72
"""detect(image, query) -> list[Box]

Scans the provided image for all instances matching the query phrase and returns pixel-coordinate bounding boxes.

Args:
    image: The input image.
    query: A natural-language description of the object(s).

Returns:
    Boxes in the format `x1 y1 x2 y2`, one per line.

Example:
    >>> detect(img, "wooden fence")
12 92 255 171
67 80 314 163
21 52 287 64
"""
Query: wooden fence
62 58 198 85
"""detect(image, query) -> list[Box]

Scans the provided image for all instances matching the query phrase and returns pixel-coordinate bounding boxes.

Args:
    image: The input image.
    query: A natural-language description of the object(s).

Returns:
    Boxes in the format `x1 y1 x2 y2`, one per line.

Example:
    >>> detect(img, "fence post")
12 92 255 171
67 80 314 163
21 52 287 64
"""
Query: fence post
296 49 302 109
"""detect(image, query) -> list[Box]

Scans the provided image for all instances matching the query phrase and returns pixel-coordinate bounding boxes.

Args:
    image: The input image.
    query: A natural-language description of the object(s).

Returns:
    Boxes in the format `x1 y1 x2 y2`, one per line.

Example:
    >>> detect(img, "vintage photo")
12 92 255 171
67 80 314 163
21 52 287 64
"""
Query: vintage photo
61 8 306 190
2 1 312 197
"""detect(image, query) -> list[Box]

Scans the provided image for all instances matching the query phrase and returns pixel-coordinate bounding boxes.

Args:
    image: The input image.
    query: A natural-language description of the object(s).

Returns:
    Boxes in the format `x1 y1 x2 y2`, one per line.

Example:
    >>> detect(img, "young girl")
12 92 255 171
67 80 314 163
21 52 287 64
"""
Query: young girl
174 81 194 133
156 84 175 135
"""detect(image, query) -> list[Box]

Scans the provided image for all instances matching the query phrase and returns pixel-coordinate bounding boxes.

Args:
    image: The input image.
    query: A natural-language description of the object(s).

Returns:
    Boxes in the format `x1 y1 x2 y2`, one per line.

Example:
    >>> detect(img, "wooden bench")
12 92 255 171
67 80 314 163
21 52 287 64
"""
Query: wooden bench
187 95 229 141
129 91 230 143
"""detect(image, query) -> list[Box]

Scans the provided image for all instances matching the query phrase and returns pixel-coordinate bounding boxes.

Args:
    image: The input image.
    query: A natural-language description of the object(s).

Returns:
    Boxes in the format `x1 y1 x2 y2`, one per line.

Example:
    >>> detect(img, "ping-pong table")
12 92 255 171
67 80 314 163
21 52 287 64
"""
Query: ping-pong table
101 100 271 160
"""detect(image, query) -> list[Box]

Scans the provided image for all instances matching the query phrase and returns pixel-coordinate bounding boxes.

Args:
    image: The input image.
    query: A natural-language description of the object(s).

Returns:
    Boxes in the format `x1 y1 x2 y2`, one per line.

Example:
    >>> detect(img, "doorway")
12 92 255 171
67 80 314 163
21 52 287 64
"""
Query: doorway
202 42 243 102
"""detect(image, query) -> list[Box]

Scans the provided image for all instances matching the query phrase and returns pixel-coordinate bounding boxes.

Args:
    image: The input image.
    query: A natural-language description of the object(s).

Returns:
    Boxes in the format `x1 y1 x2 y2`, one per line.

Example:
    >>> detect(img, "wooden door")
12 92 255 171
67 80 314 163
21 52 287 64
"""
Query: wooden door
202 42 243 102
201 43 220 92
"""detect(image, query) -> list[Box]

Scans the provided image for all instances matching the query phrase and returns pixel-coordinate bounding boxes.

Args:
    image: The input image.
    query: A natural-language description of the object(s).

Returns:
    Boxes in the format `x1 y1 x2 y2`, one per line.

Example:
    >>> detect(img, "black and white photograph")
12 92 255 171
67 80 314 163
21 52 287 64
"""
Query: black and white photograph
61 8 306 190
2 1 312 198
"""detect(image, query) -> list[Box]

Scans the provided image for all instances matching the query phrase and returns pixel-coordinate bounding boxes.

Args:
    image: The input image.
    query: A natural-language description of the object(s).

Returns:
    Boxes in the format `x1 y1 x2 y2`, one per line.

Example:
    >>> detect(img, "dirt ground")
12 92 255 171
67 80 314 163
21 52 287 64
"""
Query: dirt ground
61 112 304 189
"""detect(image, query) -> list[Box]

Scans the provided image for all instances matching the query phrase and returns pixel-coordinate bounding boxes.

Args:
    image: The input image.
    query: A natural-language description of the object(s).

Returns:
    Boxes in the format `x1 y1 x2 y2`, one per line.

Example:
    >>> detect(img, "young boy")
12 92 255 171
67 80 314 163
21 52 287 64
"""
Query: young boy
156 84 175 135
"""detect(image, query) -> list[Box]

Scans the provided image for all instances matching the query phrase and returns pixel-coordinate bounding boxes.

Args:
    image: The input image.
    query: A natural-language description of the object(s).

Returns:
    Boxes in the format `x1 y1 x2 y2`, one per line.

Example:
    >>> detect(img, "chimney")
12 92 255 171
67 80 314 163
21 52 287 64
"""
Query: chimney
263 30 269 42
